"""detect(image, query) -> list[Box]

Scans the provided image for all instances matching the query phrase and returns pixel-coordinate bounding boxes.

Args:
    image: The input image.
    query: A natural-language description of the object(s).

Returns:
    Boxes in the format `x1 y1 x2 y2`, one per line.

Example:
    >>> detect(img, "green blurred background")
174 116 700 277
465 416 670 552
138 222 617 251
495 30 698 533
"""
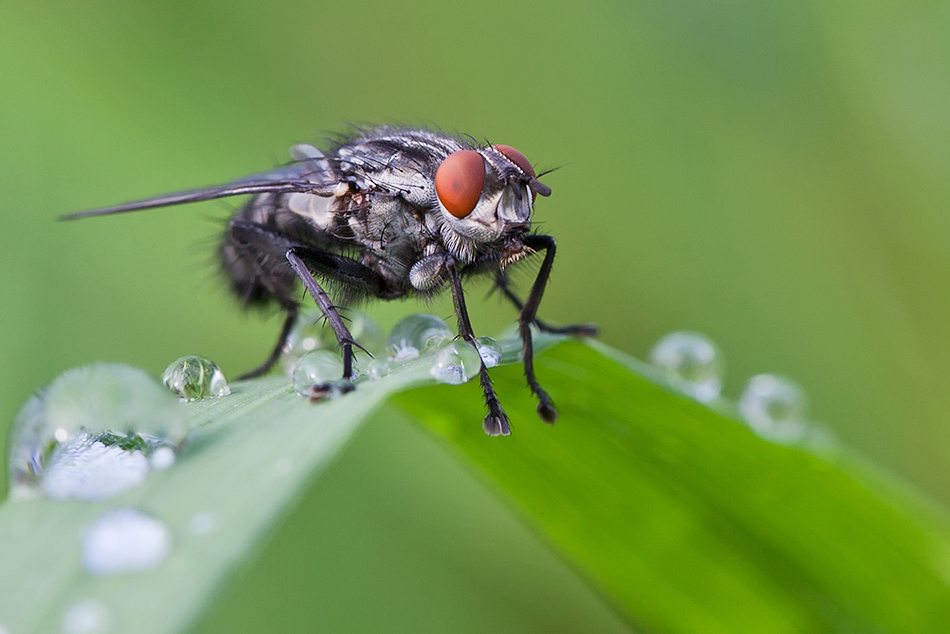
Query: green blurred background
2 0 950 630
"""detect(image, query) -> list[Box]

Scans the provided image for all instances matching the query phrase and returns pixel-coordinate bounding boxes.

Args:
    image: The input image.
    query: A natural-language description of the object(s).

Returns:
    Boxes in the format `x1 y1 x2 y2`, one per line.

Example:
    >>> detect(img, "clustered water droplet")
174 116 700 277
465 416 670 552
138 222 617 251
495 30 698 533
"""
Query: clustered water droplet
161 355 230 402
189 511 215 536
429 342 482 385
291 350 352 400
283 312 500 400
739 374 809 443
649 331 830 448
475 336 503 368
7 363 188 501
81 508 172 577
386 313 453 361
281 310 384 374
649 331 724 402
62 599 111 634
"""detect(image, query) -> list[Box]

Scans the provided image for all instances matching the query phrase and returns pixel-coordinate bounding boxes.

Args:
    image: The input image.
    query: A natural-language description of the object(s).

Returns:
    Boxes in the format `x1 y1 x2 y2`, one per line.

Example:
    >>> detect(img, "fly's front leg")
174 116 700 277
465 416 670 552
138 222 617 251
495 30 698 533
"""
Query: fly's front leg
518 234 562 423
445 257 511 436
495 271 598 337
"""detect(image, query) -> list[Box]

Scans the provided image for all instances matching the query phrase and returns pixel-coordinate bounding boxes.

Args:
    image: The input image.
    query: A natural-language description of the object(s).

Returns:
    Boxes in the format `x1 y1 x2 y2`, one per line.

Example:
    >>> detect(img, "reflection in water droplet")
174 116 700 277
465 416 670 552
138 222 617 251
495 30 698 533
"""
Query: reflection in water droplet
281 311 384 374
189 511 214 536
649 332 724 402
430 342 481 385
62 599 111 634
82 508 171 576
387 314 452 361
161 356 230 402
292 350 348 399
42 434 149 501
475 337 502 368
7 364 187 500
739 374 808 443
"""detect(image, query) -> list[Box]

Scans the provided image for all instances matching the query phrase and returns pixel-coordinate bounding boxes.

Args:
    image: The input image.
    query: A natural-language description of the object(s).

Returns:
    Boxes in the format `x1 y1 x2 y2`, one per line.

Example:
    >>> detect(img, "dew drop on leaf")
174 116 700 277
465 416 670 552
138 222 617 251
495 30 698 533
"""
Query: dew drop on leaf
161 355 230 402
387 314 453 361
189 511 215 536
649 331 724 402
62 599 111 634
291 350 351 400
81 508 172 577
475 336 503 368
281 310 383 374
739 374 808 443
7 363 187 500
430 342 481 385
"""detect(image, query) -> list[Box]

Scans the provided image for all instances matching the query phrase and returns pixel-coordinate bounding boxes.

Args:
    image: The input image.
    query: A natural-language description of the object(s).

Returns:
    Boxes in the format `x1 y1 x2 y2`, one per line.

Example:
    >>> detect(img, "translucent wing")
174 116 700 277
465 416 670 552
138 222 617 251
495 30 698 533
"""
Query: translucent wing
62 145 337 221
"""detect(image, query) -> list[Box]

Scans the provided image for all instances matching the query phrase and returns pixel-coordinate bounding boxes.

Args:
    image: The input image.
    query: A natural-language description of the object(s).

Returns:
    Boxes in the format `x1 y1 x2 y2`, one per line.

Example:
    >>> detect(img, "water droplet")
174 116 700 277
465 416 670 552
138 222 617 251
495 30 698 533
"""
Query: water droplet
739 374 808 443
649 332 724 402
292 350 350 400
272 457 293 476
387 314 453 361
363 359 390 380
42 433 149 501
82 508 171 576
149 446 176 471
281 311 384 373
475 337 503 368
161 356 230 402
189 511 214 536
62 599 111 634
8 363 187 500
430 342 481 385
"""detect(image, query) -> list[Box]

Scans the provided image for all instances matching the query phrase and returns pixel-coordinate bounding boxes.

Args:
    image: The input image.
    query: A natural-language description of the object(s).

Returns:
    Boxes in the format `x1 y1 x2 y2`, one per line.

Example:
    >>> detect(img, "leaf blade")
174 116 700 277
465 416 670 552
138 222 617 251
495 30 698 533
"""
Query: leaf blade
394 341 950 633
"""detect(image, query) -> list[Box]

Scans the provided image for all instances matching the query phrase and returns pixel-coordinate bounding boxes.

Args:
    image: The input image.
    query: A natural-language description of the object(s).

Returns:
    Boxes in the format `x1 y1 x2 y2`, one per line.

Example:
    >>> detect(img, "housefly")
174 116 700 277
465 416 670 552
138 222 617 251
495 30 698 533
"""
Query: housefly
64 126 596 436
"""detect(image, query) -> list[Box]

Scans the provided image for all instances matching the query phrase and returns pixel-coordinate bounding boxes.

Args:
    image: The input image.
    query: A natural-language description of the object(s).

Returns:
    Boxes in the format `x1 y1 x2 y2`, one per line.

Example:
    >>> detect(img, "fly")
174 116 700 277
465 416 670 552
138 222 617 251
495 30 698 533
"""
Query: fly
63 126 596 436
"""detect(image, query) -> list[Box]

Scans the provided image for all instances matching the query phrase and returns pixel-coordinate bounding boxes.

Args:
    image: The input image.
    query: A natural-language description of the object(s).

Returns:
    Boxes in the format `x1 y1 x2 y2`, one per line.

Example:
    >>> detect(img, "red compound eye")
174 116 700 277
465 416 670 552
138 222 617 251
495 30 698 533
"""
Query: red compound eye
492 144 536 178
435 150 486 218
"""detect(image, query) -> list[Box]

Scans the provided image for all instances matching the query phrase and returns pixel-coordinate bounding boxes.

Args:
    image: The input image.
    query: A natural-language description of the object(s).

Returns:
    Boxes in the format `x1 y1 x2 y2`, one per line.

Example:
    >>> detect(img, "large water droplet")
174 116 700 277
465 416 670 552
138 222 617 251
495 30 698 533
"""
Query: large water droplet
739 374 808 443
62 599 111 634
362 359 390 381
8 364 187 500
42 433 149 501
387 314 453 361
291 350 351 400
281 310 384 373
82 508 171 576
475 337 503 368
649 332 724 402
161 356 230 401
430 342 481 385
189 511 214 536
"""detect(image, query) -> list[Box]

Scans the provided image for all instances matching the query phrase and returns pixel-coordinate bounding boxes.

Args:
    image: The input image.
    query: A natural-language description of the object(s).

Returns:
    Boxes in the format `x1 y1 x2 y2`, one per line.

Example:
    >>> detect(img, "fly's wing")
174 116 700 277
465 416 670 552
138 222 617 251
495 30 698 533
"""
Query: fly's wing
61 144 340 221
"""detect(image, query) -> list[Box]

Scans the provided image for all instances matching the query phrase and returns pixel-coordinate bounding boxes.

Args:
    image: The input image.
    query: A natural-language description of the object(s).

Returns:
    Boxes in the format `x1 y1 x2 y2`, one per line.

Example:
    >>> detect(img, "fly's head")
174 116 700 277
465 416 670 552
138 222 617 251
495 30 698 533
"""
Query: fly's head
434 144 551 264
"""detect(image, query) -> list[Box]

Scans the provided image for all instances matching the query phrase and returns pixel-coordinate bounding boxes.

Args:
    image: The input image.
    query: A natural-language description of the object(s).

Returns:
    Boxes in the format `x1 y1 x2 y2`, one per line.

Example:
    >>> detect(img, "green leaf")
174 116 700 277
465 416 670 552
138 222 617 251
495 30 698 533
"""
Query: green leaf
0 353 439 634
2 339 950 633
392 341 950 633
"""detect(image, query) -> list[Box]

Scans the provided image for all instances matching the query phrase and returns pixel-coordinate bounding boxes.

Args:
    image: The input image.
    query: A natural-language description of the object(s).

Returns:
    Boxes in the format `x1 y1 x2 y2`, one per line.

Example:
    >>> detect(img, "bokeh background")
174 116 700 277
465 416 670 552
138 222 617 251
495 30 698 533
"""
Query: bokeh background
2 0 950 631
